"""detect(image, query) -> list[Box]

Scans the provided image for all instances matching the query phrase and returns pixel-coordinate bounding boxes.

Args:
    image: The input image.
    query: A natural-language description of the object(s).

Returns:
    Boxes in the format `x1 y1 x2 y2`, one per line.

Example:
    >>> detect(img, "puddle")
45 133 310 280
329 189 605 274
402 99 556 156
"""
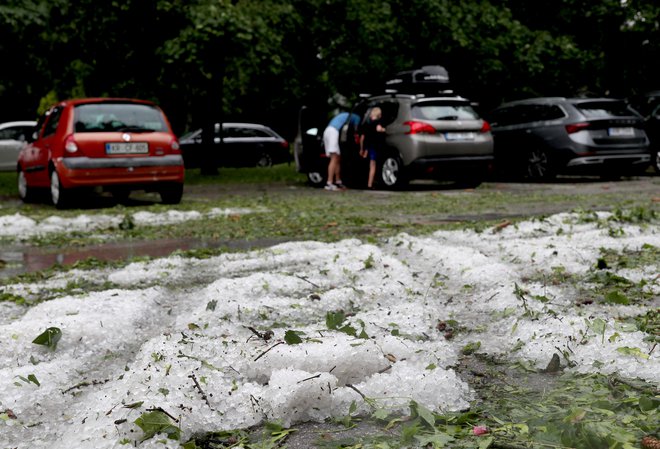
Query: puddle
0 237 289 280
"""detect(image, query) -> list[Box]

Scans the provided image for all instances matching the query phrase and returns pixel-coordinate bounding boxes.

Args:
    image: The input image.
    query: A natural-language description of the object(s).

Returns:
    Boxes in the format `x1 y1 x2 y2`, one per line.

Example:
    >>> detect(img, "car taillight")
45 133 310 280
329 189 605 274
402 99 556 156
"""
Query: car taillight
404 121 436 135
170 139 180 150
480 121 491 133
566 122 590 134
280 140 289 148
64 135 78 153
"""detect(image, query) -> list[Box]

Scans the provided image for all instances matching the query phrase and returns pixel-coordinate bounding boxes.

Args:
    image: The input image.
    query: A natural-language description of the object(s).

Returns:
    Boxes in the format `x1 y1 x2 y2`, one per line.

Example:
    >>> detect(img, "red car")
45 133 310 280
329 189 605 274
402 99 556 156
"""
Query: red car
17 98 184 208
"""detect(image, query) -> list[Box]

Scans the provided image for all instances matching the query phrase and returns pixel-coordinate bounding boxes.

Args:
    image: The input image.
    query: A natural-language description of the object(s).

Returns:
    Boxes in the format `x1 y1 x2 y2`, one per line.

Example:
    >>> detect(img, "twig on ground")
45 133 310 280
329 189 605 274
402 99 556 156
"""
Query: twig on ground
254 341 284 361
346 383 367 401
297 373 321 383
295 274 320 288
189 373 212 408
146 407 179 423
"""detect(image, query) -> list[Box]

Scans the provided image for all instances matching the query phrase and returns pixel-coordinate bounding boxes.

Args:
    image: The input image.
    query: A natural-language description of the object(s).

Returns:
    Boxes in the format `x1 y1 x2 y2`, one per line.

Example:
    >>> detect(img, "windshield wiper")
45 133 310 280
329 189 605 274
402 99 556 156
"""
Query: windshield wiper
435 115 459 121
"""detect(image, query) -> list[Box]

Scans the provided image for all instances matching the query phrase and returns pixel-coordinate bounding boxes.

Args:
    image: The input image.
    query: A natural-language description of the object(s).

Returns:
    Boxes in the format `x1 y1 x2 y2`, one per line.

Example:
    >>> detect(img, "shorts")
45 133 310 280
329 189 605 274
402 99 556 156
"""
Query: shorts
323 126 340 155
367 147 378 161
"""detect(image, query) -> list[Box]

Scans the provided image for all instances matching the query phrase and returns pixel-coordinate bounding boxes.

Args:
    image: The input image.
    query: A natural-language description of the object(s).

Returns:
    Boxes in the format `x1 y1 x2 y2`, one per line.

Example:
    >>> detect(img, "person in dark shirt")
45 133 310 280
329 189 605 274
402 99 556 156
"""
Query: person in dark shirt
359 107 386 189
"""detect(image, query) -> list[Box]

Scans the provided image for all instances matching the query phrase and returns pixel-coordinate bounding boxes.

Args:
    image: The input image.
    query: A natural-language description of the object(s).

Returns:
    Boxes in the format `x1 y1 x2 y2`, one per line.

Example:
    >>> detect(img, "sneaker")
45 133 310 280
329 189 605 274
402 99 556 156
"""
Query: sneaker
334 181 347 190
324 183 338 191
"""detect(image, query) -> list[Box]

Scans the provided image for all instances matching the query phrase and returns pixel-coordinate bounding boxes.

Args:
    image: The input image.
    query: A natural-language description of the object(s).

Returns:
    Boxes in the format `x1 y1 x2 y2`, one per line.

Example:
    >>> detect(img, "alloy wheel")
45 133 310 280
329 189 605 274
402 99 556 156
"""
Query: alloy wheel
526 149 551 180
381 157 401 187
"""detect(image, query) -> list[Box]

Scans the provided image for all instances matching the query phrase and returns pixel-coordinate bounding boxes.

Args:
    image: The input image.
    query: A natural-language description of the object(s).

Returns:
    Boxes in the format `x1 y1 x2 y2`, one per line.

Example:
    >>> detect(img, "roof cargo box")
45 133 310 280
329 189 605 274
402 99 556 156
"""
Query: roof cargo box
384 65 452 94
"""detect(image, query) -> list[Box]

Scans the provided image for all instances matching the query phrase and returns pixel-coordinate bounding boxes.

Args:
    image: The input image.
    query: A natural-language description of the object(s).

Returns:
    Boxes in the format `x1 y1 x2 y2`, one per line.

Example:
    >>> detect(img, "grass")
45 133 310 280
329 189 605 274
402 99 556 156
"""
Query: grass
1 165 659 249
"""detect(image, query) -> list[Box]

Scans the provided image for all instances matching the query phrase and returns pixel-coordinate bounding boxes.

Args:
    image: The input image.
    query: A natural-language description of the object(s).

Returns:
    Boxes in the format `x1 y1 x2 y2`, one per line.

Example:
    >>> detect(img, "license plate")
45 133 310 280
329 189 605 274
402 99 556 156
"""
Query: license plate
445 132 475 141
608 127 635 137
105 142 149 154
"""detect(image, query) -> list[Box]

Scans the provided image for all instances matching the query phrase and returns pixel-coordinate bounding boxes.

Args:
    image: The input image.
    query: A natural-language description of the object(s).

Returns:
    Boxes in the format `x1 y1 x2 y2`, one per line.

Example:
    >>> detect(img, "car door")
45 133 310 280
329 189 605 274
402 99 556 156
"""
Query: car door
0 126 27 171
294 106 326 174
25 106 63 187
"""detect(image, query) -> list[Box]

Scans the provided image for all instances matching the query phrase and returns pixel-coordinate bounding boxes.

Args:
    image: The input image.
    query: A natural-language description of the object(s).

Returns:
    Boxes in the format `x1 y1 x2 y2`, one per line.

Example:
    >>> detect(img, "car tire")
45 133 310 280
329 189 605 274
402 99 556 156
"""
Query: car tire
159 183 184 205
654 149 660 174
256 152 273 168
526 148 555 180
379 155 407 189
17 170 37 203
307 171 326 187
50 170 72 209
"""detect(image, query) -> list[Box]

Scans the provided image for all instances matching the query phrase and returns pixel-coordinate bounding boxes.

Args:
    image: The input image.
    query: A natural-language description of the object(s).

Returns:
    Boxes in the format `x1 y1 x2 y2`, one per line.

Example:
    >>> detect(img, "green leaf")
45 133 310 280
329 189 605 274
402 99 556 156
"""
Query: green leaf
134 411 181 442
123 401 144 409
326 311 346 330
27 374 40 386
32 327 62 350
616 346 650 360
604 291 630 305
639 396 660 412
284 330 302 345
461 341 481 355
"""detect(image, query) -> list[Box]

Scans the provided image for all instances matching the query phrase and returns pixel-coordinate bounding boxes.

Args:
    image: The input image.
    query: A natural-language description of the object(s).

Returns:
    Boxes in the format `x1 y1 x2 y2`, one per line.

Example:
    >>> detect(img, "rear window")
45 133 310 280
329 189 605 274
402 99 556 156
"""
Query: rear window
412 102 480 120
74 103 167 133
575 102 633 119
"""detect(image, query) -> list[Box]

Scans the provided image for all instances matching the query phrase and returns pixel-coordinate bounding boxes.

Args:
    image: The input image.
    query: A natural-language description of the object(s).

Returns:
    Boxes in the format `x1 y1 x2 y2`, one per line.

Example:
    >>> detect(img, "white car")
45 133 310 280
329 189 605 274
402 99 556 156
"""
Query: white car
0 121 36 171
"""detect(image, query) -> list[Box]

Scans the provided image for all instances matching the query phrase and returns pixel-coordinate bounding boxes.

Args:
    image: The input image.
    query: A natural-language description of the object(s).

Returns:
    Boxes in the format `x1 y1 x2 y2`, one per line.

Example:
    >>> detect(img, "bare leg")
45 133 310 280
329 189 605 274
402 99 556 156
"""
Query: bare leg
368 160 376 188
327 154 339 185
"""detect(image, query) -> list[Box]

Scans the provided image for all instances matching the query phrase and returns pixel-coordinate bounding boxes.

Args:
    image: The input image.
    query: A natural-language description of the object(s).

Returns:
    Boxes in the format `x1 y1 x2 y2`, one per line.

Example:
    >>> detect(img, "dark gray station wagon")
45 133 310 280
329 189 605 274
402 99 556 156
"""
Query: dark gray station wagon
488 97 651 179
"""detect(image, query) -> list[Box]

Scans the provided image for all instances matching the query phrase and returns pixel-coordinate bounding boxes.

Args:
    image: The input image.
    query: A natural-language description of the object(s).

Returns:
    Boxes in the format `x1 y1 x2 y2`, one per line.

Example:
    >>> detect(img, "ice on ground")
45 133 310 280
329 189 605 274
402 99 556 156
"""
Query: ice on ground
0 211 658 449
0 208 265 240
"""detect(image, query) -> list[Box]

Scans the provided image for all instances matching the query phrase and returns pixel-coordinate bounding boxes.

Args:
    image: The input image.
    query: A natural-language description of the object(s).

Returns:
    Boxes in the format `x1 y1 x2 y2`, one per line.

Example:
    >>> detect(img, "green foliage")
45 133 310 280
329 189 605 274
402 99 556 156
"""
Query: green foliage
284 330 303 345
32 327 62 350
134 410 181 442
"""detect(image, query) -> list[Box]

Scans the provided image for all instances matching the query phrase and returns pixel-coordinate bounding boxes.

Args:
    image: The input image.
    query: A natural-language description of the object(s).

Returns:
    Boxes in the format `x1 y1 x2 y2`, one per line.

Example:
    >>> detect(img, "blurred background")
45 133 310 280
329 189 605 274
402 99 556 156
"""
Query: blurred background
1 0 658 140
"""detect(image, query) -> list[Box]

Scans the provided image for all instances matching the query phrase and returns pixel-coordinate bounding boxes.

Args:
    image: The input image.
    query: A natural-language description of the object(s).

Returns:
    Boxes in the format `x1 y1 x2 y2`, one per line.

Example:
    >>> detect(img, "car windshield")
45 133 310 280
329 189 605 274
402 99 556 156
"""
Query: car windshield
74 103 167 133
412 102 479 120
576 101 633 118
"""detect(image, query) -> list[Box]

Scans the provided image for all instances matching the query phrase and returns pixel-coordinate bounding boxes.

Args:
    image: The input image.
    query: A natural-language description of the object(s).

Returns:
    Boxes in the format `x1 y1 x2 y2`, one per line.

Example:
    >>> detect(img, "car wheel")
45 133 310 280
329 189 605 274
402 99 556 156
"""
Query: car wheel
17 170 37 203
50 170 72 209
380 155 407 189
526 148 555 180
160 183 184 205
256 152 273 168
307 171 326 187
654 149 660 174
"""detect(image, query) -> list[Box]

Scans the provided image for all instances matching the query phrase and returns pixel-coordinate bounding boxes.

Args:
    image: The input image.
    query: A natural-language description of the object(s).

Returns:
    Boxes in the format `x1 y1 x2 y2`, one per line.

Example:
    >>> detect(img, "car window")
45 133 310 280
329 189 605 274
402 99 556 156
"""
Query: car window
73 103 167 132
42 107 63 138
412 101 479 121
575 101 632 118
0 127 21 140
225 127 271 138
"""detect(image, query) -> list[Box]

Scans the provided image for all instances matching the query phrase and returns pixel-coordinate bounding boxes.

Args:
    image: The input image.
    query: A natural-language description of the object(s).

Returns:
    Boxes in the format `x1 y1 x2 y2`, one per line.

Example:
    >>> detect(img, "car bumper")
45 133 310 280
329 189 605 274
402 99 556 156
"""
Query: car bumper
55 155 184 188
566 153 650 167
408 155 494 177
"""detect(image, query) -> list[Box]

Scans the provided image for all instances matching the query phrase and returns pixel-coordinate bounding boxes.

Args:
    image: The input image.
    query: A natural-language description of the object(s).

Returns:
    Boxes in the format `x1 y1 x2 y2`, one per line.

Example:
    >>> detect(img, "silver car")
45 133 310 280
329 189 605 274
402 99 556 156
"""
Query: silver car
0 121 36 171
355 94 494 187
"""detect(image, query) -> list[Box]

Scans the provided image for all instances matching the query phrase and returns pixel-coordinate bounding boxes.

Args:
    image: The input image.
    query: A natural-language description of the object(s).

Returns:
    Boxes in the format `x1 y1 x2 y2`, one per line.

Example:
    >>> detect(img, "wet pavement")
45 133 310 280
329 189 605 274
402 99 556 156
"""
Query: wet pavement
0 236 288 280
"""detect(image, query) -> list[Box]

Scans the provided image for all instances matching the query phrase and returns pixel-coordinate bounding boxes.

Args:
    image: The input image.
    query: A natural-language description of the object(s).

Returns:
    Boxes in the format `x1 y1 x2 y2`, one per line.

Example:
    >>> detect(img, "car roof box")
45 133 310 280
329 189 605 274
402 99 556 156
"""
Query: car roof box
384 65 452 94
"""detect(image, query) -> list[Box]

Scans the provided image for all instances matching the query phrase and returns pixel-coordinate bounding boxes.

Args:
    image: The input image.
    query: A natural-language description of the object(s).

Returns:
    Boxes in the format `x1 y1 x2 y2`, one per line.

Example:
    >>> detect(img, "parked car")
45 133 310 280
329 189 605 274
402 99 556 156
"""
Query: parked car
17 98 184 208
179 122 290 169
0 121 36 171
488 97 651 179
295 67 493 188
627 91 660 173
